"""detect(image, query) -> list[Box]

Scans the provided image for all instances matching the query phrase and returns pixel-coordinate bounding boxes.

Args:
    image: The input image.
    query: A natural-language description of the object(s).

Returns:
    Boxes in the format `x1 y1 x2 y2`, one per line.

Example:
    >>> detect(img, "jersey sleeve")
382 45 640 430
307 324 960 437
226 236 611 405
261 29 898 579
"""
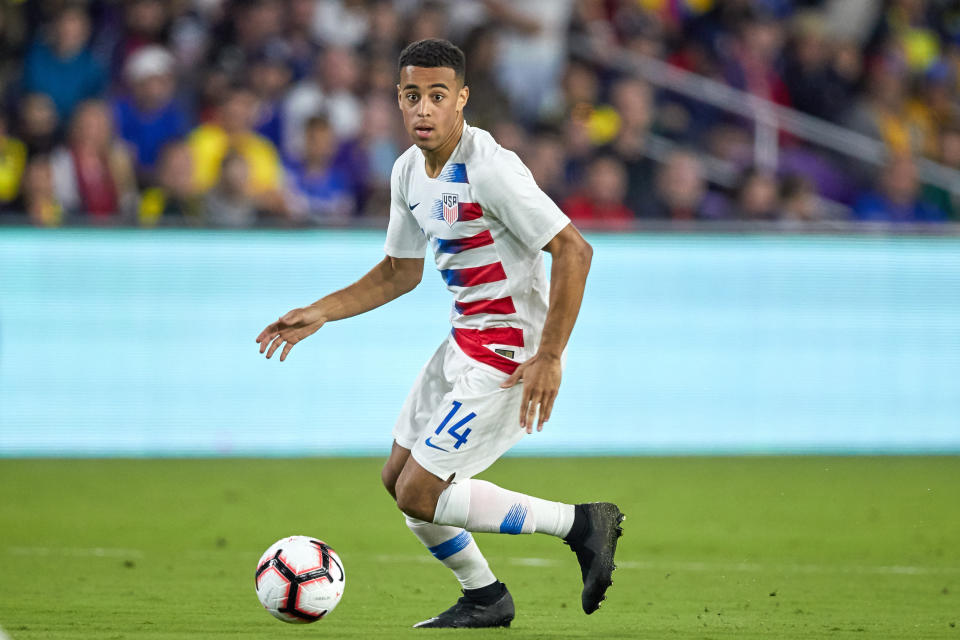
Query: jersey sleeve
473 148 571 250
383 156 427 258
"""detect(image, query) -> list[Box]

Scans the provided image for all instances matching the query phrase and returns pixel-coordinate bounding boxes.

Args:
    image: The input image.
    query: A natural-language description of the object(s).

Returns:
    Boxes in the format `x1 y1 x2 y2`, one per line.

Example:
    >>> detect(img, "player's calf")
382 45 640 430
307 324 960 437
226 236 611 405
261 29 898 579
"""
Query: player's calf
381 442 413 500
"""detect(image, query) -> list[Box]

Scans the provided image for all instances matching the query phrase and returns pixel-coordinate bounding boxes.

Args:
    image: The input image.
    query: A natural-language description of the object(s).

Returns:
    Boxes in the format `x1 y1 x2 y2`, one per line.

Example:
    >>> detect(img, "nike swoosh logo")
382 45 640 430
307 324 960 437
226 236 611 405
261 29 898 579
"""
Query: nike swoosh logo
424 437 448 452
413 617 440 628
409 202 420 210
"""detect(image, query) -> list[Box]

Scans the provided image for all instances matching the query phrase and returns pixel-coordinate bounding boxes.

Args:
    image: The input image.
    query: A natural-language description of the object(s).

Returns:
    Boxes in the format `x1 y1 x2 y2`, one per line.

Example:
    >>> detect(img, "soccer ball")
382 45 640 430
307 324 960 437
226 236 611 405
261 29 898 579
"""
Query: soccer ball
255 535 346 623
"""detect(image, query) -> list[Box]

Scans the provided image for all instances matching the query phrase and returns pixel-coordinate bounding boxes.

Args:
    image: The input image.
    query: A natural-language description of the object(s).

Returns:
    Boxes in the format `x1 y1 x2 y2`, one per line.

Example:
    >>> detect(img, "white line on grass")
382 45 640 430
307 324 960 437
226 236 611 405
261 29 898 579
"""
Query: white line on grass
372 554 960 575
10 547 955 577
615 559 960 576
7 546 143 558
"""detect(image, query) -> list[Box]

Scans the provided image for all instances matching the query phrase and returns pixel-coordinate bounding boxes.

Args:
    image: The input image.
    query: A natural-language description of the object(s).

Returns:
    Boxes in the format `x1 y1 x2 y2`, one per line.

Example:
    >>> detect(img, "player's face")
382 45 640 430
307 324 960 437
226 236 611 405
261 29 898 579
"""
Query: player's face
397 66 469 152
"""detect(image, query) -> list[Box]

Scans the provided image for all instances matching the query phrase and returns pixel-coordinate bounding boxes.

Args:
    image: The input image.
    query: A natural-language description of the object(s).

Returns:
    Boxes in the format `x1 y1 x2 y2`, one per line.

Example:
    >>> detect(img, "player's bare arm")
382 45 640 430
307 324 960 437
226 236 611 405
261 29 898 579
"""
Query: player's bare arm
256 256 424 361
501 223 593 432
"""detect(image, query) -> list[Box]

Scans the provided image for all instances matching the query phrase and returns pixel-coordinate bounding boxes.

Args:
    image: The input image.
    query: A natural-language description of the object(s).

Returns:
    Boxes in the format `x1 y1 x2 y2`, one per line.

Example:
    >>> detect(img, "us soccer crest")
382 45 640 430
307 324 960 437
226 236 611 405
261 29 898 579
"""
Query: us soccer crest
442 193 459 226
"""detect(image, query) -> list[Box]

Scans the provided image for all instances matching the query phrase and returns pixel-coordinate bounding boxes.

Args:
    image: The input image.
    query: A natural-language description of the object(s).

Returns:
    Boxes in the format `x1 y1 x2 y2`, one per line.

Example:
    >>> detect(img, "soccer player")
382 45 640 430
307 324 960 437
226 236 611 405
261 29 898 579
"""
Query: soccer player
256 39 623 629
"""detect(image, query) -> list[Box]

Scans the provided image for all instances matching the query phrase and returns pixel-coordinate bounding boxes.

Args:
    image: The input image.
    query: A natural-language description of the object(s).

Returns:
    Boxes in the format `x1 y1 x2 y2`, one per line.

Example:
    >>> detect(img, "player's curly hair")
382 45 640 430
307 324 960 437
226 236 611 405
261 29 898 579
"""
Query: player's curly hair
398 39 466 82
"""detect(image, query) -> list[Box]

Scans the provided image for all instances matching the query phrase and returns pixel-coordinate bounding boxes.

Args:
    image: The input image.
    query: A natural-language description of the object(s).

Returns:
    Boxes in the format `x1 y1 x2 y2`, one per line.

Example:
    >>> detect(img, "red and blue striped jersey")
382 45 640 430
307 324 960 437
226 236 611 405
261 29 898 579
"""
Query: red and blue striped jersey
384 124 570 375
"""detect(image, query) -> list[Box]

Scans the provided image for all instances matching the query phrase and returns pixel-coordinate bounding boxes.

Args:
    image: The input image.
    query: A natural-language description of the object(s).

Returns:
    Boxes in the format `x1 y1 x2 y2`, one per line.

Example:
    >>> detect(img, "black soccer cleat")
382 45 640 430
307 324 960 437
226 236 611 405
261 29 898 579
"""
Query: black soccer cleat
412 584 515 629
565 502 625 614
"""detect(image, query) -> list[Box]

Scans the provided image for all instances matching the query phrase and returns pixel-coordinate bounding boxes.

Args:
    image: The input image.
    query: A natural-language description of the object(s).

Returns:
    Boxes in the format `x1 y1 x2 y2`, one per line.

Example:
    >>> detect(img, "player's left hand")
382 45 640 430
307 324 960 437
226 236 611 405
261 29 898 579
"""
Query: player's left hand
501 352 562 433
256 305 327 361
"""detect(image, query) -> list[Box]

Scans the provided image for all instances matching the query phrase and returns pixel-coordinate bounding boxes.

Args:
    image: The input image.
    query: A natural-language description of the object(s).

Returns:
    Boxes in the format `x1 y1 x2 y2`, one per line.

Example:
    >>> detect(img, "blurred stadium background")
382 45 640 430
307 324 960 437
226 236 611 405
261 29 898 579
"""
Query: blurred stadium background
1 0 959 457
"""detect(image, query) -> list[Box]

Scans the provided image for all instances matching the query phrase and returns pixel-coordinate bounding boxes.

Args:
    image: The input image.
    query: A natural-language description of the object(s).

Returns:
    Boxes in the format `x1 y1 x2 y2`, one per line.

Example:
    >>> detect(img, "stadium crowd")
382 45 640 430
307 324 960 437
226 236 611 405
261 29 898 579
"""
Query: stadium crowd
0 0 958 228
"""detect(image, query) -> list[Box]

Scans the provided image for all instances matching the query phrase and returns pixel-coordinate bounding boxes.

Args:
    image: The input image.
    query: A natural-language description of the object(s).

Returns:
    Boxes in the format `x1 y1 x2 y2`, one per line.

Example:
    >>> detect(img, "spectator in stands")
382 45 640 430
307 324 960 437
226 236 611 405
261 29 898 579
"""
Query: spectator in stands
869 0 942 75
3 0 960 232
312 0 371 49
605 77 656 218
187 85 284 212
0 112 27 211
778 175 823 224
249 46 294 151
283 116 356 223
211 0 286 76
783 11 859 122
101 0 171 79
195 67 233 124
490 121 529 160
339 95 404 216
17 93 59 157
524 131 567 203
489 0 575 120
204 151 260 228
722 10 791 108
920 61 959 140
285 0 322 80
461 26 512 133
921 124 960 220
853 154 946 223
22 156 63 226
22 4 106 121
166 5 215 76
138 141 203 226
363 1 403 60
283 47 363 157
549 61 601 128
733 168 780 220
113 46 191 182
0 3 27 102
562 155 634 227
314 46 364 140
561 110 596 191
366 54 402 97
49 100 138 222
846 56 935 157
405 2 448 44
641 149 719 220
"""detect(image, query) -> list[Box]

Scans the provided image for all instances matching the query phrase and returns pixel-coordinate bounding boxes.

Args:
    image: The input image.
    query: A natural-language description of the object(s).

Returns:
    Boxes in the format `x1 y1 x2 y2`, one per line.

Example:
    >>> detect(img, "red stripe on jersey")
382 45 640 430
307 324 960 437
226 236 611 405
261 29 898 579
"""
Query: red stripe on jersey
454 297 517 316
436 229 495 254
452 327 525 374
440 262 506 287
458 202 483 221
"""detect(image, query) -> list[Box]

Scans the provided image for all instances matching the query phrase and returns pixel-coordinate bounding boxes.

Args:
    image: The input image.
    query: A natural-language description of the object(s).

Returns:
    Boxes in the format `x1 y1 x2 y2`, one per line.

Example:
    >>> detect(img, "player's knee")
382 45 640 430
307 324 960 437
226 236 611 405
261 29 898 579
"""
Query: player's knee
394 477 434 521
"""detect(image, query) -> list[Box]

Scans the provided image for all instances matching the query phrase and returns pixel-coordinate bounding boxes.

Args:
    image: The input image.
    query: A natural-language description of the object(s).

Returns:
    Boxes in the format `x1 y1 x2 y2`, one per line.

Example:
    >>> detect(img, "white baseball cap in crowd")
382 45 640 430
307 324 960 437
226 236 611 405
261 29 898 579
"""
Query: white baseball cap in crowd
125 45 175 83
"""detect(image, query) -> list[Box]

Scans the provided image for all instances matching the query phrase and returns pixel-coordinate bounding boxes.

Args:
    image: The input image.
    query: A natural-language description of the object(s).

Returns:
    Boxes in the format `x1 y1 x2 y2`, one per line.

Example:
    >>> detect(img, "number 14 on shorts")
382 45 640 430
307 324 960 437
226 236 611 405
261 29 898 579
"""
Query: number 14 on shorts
432 401 475 450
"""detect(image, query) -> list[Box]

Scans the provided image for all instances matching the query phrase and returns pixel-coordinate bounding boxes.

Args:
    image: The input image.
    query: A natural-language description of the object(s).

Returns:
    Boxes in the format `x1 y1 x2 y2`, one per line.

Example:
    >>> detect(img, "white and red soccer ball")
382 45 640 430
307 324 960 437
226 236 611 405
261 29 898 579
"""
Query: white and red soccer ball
255 535 346 623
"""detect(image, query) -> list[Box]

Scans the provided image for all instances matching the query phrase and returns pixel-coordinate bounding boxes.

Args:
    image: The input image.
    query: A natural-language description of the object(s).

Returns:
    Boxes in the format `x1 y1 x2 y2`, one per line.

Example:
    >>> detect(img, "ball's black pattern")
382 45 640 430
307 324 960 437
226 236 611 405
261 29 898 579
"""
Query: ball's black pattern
255 539 344 621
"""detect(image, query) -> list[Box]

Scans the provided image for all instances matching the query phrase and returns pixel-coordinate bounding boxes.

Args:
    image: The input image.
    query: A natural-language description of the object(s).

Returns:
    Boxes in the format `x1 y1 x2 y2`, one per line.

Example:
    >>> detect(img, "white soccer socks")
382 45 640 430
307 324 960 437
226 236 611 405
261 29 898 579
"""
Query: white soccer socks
405 515 497 590
433 479 575 538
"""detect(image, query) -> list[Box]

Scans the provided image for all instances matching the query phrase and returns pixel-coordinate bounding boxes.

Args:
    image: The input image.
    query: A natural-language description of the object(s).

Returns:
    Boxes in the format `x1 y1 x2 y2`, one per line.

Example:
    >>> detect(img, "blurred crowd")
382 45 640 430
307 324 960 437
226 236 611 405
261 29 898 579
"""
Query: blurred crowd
1 0 959 229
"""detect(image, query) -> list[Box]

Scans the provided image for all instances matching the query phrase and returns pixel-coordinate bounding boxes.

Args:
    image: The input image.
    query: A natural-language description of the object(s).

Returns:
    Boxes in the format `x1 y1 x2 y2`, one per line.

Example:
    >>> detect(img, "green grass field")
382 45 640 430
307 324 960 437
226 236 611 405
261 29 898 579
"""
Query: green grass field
1 457 958 639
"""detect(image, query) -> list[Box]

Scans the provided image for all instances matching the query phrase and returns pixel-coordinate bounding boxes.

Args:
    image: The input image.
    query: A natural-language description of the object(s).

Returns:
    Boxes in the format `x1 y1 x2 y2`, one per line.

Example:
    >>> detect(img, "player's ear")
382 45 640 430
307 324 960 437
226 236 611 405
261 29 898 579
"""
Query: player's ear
396 84 403 109
457 84 469 112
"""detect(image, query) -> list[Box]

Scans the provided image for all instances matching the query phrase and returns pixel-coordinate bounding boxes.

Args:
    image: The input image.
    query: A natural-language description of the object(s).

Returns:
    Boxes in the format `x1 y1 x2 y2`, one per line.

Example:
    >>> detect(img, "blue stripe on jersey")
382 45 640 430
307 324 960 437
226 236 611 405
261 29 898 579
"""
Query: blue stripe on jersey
499 503 528 534
430 199 443 221
428 531 473 560
440 267 463 286
435 230 493 254
438 163 468 183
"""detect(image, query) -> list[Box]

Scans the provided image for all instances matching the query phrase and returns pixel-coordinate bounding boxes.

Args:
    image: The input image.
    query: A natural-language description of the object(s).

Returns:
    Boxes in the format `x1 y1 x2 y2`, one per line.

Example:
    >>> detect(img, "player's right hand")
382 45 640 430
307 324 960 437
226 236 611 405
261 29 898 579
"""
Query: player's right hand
256 306 327 361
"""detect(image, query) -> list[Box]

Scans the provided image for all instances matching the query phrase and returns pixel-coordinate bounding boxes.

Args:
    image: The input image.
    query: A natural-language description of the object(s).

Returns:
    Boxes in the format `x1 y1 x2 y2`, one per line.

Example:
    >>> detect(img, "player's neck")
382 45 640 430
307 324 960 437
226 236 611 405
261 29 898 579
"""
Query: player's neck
422 118 464 178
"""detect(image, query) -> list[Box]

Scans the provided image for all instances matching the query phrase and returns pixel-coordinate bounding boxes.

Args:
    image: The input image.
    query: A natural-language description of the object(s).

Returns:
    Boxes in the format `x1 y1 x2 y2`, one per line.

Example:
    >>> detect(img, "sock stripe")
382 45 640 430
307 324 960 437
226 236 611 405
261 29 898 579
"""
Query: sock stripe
428 531 473 560
499 503 528 534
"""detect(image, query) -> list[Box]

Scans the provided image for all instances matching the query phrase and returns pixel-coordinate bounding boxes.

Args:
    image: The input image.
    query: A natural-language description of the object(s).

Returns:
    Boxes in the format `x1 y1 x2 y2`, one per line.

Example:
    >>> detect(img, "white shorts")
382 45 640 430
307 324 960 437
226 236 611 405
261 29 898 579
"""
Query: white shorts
392 336 525 481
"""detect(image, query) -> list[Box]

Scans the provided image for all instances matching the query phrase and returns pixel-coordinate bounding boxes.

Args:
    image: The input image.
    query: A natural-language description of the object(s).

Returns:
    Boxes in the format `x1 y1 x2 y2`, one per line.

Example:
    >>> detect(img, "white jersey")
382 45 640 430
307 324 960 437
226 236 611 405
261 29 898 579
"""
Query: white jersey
384 123 570 376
